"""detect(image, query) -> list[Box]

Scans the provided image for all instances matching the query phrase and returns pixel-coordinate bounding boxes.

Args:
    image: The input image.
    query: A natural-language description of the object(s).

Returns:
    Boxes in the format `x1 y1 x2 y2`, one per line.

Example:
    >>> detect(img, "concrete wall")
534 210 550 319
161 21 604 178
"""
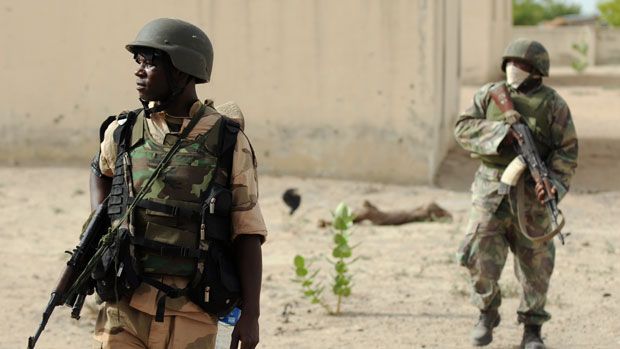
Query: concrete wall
461 0 513 84
596 28 620 65
0 0 460 184
513 25 597 67
514 25 620 66
432 0 461 181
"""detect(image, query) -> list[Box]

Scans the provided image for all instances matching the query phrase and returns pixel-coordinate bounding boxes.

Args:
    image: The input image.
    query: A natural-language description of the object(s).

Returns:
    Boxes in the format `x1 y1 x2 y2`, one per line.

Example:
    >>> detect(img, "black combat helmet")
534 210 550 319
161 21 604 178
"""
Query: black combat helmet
127 18 214 83
501 38 550 77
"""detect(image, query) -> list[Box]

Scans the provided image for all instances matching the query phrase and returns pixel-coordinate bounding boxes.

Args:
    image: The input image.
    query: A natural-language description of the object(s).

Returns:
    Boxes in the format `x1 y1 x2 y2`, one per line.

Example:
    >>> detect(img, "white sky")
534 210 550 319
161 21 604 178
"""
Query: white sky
571 0 600 15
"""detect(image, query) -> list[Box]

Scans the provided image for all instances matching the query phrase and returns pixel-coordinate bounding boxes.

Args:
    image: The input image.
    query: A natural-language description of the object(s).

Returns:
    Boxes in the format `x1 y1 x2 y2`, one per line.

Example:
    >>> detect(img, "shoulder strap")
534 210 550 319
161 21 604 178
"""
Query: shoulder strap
99 115 117 143
130 110 145 148
489 84 514 113
215 116 241 188
112 108 143 156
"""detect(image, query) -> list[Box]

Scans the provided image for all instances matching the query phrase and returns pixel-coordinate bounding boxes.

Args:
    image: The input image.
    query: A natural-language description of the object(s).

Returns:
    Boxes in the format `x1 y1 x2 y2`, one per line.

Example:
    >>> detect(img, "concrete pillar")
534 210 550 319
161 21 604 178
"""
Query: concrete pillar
461 0 513 84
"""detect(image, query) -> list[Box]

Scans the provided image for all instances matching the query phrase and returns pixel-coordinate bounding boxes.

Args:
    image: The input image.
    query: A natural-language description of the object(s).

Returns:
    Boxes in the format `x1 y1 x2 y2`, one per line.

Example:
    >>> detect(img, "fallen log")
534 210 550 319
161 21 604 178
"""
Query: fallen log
318 200 452 227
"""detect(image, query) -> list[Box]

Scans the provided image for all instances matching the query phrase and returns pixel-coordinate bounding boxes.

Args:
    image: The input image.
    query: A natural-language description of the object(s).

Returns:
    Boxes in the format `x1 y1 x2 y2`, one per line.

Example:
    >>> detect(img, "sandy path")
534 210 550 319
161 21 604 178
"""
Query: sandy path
1 167 618 349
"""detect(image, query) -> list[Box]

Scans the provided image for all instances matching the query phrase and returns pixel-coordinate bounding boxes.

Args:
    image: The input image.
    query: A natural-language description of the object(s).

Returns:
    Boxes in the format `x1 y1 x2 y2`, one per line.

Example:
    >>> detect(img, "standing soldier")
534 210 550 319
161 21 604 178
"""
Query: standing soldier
89 18 266 349
455 39 578 348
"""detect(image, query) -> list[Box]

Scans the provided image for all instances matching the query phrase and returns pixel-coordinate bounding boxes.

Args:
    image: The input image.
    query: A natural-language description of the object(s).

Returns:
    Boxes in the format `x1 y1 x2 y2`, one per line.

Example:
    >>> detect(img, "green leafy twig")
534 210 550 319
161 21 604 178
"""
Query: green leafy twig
292 202 358 315
293 255 333 314
571 41 589 74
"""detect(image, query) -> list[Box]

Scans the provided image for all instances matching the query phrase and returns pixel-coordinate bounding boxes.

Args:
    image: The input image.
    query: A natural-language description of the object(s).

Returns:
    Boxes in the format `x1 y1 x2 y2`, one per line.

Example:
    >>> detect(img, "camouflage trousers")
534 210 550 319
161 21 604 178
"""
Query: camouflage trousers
93 300 217 349
457 198 555 325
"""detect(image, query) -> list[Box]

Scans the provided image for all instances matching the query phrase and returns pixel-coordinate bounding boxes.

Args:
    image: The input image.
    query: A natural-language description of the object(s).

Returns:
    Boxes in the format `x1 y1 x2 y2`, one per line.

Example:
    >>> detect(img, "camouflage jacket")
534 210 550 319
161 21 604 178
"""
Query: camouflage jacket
454 81 578 212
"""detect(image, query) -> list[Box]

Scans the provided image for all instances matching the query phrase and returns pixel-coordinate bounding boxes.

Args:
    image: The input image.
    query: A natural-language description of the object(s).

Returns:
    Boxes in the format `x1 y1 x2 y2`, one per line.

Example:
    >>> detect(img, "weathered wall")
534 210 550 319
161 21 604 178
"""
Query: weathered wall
0 0 460 184
596 28 620 65
513 26 620 66
512 25 600 67
460 0 513 84
431 0 461 182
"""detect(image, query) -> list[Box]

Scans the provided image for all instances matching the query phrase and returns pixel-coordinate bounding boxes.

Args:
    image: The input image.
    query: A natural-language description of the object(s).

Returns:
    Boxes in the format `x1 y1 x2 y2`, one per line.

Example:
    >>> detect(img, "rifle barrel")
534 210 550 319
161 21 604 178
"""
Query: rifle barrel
28 292 60 349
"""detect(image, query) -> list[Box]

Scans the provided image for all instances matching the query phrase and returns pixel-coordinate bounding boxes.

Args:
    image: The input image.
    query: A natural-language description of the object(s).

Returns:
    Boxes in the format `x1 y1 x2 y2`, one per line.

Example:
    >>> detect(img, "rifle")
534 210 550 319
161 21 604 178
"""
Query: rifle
489 84 565 244
27 199 109 349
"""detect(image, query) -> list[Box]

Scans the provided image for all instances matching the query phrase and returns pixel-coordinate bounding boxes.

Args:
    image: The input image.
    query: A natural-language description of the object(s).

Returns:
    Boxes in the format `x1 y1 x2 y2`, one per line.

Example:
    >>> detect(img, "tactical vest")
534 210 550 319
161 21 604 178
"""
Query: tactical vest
478 83 555 168
96 106 242 319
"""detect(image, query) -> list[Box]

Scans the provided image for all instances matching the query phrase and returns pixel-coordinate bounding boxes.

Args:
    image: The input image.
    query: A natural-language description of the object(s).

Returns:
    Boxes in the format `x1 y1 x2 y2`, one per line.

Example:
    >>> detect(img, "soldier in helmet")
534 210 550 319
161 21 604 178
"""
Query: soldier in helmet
454 39 578 348
89 18 266 349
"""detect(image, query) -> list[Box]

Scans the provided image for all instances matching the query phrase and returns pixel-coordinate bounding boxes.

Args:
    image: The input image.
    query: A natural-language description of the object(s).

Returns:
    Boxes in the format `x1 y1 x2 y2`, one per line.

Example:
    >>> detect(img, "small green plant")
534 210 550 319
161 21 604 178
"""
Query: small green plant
571 41 589 74
292 255 331 313
292 202 357 315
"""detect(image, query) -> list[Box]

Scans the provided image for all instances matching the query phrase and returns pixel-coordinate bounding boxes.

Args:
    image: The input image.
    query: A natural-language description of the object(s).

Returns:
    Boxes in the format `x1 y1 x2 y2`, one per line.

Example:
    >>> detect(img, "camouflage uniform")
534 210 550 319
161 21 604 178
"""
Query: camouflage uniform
91 99 267 348
455 81 578 325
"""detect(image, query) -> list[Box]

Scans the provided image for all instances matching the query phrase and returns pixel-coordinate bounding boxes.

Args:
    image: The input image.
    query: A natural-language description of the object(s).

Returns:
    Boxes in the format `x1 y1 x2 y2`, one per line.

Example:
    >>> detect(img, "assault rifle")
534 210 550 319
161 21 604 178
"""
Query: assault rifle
489 84 565 244
27 199 109 349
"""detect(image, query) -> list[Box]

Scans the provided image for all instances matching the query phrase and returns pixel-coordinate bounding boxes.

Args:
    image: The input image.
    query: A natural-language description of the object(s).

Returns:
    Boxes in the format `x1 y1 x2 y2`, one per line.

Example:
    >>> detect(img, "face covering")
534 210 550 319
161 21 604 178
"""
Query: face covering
505 62 530 89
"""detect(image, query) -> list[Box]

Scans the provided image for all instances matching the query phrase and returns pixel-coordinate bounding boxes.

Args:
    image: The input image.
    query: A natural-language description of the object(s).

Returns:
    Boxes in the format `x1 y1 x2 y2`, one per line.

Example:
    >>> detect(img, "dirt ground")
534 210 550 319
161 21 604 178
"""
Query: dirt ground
1 82 619 348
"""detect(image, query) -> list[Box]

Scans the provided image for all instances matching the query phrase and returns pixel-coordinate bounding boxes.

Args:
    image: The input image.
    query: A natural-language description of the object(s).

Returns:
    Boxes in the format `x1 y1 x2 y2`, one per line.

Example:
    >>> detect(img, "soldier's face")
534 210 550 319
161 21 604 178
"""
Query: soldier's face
134 52 170 101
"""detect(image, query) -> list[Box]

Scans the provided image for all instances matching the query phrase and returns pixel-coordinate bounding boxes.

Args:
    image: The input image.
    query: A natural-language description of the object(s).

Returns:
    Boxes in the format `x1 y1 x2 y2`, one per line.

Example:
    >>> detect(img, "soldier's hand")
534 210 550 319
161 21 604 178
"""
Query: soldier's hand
502 110 521 125
535 179 556 205
230 312 259 349
501 128 521 147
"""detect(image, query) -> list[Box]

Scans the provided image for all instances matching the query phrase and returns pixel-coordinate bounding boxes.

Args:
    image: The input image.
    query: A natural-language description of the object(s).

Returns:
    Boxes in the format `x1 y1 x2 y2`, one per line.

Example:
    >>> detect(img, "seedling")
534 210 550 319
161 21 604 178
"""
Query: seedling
571 41 588 74
292 202 357 315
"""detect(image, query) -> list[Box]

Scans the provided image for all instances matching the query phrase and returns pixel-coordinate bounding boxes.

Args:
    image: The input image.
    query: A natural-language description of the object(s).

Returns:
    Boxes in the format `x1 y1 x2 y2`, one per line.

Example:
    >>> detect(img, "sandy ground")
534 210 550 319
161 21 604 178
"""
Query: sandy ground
1 82 619 349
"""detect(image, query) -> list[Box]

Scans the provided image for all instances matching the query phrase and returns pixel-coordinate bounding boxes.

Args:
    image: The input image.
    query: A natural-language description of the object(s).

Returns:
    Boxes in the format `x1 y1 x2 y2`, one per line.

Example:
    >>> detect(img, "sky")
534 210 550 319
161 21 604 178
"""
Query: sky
572 0 600 14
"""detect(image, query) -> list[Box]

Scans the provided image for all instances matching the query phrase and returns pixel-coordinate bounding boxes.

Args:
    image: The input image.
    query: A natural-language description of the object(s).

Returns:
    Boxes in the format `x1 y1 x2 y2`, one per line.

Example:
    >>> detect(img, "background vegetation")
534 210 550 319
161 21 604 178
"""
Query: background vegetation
598 0 620 26
513 0 582 25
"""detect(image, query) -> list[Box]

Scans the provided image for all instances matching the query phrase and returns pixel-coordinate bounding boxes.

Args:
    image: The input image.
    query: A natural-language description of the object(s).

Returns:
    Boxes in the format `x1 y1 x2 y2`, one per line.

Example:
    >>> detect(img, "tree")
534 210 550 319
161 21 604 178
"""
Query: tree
514 0 545 25
513 0 581 25
598 0 620 27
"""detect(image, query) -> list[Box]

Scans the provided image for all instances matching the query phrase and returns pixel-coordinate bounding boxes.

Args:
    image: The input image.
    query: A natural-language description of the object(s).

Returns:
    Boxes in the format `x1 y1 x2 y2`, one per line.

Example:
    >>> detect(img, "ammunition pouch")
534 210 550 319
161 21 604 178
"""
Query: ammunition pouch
186 240 240 316
201 183 233 239
91 229 140 302
185 183 240 316
125 187 241 318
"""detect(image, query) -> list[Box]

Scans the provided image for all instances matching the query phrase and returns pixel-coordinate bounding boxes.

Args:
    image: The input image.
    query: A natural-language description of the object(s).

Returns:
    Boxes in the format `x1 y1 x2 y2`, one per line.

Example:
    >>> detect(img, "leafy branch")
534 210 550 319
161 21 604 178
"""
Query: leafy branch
571 41 588 74
292 202 358 315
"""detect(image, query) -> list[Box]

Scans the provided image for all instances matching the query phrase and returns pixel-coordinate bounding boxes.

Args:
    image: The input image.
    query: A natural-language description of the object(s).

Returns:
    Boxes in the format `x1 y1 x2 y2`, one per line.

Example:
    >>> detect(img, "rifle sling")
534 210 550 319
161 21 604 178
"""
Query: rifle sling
514 176 565 243
65 106 206 301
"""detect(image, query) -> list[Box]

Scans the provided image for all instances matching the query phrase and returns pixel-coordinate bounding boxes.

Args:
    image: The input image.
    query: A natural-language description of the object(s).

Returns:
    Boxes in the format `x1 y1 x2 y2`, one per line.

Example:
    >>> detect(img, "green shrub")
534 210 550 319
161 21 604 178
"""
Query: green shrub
292 202 357 315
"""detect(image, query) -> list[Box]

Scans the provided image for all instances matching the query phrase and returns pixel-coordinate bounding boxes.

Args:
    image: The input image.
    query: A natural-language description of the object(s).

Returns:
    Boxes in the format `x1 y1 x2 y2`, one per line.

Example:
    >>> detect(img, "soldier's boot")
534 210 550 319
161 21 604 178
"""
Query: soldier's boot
521 324 545 349
470 309 501 346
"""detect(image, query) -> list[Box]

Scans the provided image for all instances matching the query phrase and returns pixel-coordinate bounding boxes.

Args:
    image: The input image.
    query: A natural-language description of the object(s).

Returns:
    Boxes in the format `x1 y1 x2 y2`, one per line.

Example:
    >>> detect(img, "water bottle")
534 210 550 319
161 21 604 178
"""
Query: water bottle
215 307 241 349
